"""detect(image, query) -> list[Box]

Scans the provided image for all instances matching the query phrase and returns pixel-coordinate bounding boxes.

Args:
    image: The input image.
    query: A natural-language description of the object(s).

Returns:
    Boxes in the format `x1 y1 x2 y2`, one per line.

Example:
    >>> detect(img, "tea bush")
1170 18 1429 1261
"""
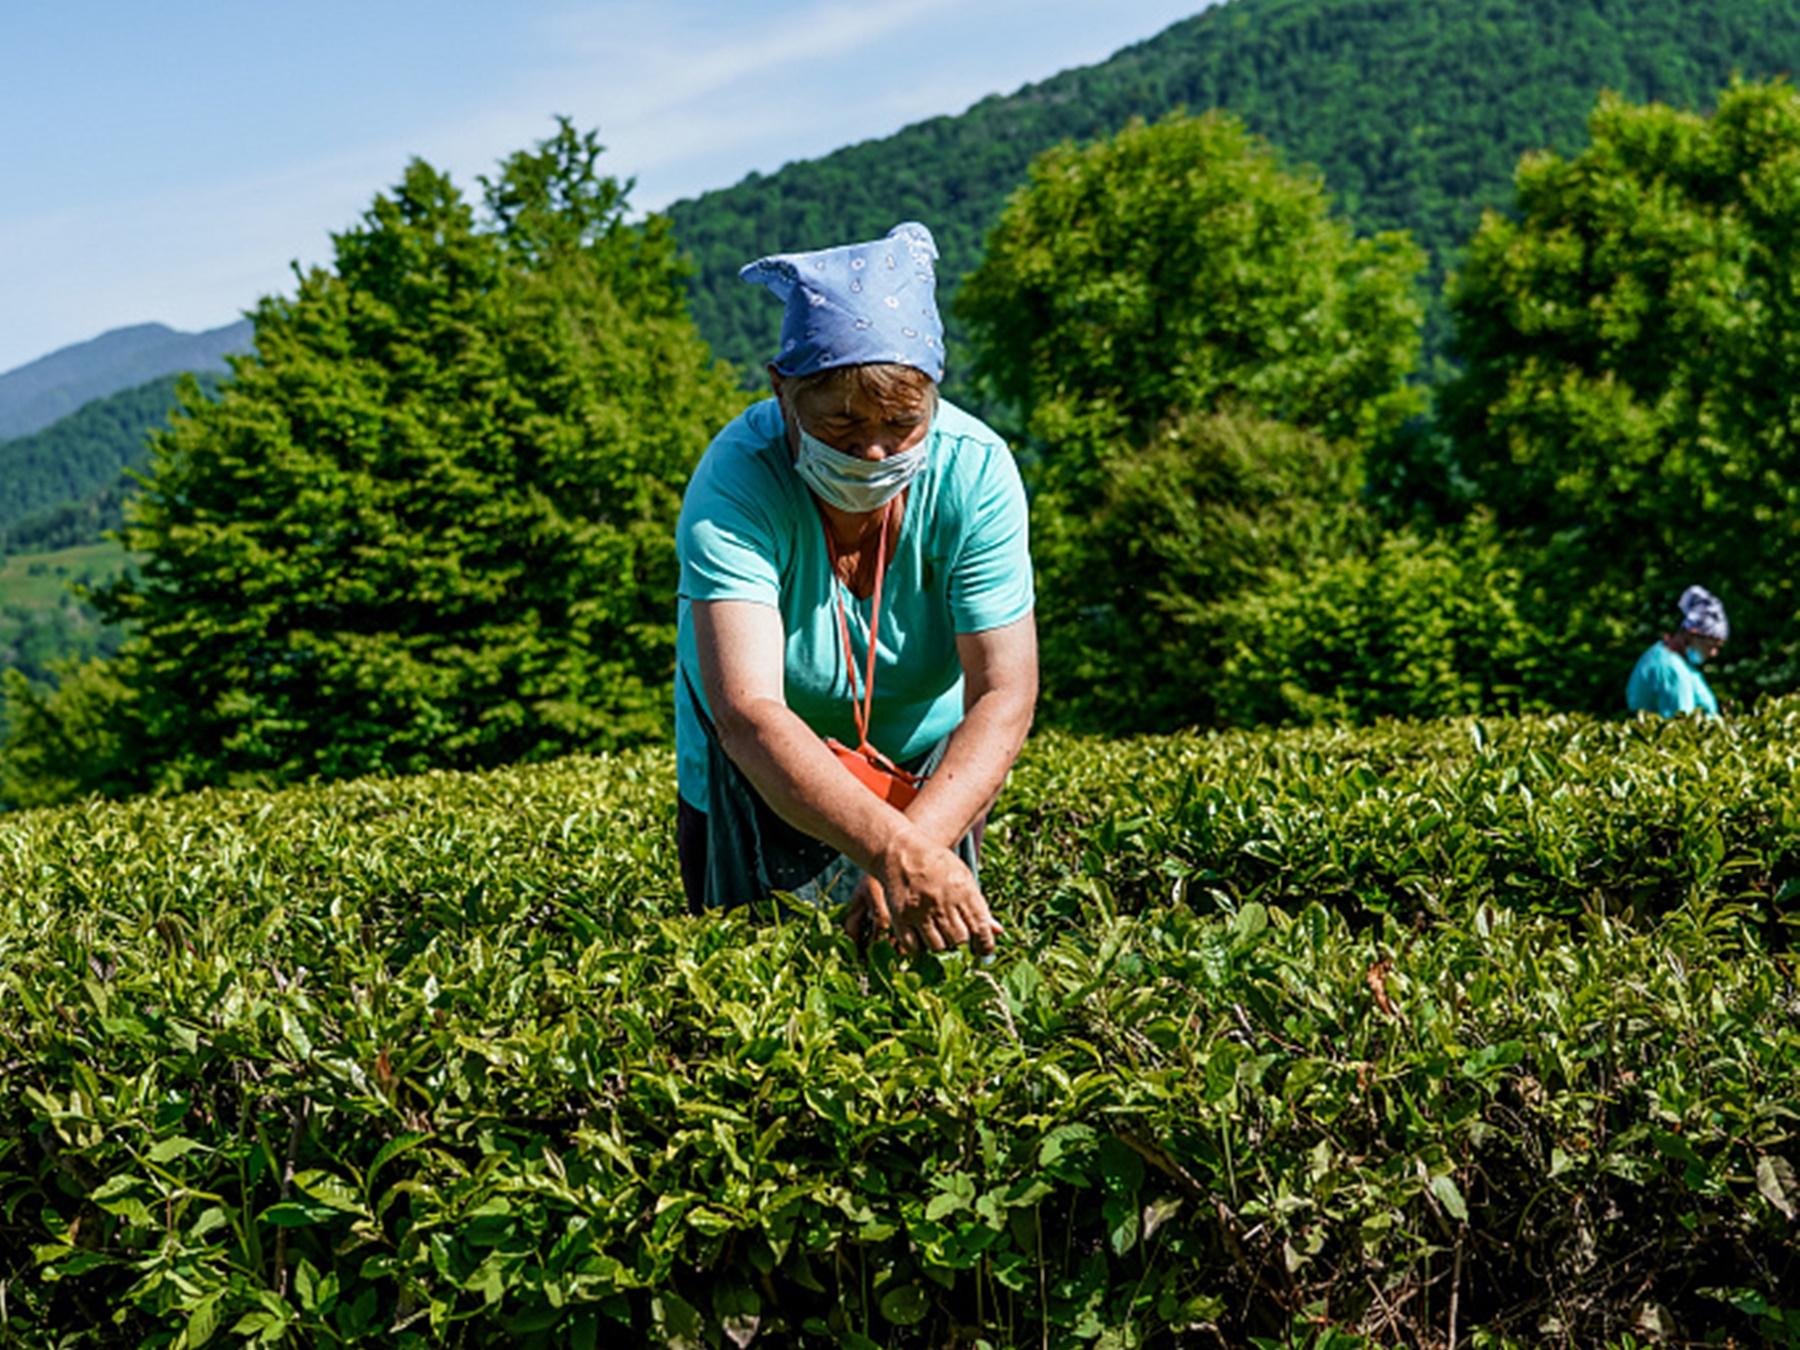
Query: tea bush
1211 521 1552 729
1 703 1797 1347
996 699 1800 932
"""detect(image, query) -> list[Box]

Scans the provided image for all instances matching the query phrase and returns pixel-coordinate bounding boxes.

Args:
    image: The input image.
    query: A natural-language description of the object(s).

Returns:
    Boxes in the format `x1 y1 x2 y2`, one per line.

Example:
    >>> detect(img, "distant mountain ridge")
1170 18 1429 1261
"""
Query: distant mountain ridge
665 0 1800 377
0 319 251 439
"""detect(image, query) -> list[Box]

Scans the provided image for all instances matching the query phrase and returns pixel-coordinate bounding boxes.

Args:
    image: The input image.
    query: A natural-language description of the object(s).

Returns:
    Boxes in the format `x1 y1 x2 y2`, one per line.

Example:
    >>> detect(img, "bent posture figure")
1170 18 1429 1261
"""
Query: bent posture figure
674 222 1037 954
1626 585 1728 718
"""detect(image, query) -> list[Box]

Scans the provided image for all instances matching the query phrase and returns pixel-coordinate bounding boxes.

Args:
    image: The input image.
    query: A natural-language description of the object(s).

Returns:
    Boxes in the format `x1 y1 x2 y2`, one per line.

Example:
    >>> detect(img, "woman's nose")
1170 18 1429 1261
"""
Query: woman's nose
845 438 898 461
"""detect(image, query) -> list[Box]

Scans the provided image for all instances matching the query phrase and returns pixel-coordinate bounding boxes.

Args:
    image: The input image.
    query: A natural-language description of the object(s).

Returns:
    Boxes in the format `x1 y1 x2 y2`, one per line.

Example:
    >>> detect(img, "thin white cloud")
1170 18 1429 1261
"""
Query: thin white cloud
419 0 965 202
535 0 962 122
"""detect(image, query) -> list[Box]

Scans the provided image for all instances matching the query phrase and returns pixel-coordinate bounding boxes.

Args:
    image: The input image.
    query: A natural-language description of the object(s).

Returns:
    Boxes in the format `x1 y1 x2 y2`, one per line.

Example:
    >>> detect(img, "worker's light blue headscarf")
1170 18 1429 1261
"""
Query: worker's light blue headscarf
739 222 945 383
1678 585 1729 640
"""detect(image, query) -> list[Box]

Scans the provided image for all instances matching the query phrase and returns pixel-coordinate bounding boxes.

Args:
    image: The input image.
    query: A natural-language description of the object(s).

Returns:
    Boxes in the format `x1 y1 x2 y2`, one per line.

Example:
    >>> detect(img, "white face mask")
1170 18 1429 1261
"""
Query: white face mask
792 423 930 514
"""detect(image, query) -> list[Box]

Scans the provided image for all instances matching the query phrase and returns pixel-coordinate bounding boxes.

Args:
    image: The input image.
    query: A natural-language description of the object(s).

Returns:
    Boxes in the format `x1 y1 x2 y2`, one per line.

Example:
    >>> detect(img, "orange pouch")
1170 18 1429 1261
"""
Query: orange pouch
827 736 922 809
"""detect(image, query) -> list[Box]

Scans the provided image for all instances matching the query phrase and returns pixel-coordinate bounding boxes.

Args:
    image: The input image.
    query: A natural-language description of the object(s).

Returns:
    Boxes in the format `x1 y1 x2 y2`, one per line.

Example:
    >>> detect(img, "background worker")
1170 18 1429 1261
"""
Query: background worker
1626 585 1728 718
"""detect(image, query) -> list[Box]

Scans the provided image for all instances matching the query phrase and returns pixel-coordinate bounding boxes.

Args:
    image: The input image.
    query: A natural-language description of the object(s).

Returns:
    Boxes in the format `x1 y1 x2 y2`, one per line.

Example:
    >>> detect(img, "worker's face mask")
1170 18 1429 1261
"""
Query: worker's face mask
1685 644 1708 668
793 424 929 514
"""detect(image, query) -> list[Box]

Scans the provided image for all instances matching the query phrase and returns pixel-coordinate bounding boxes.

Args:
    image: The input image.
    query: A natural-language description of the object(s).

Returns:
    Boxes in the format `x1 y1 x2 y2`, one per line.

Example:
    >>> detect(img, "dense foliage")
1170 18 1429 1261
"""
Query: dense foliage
0 122 745 804
665 0 1800 378
957 111 1424 462
1445 80 1800 707
956 113 1420 736
1215 521 1551 728
2 481 132 556
2 706 1796 1346
962 79 1800 734
0 373 216 550
1027 408 1376 735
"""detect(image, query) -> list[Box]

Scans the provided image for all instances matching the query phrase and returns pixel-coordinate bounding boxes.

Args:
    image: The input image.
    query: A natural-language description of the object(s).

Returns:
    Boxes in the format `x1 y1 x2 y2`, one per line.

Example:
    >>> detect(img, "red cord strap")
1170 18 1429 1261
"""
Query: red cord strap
820 500 923 795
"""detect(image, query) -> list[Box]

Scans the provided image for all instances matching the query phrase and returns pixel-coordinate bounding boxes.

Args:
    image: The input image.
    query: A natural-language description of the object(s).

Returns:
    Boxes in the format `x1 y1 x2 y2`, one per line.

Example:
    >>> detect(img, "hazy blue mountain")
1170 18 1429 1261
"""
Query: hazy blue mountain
0 319 250 439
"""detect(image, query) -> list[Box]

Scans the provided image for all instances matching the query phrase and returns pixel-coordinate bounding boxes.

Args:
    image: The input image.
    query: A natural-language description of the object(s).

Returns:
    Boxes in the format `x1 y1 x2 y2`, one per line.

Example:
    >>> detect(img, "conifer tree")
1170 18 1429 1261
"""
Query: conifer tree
3 122 744 801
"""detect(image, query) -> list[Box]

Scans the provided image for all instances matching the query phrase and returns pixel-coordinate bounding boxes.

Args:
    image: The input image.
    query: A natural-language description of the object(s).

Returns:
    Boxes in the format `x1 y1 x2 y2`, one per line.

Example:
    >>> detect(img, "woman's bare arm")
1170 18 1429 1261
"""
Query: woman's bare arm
902 611 1037 850
691 598 998 952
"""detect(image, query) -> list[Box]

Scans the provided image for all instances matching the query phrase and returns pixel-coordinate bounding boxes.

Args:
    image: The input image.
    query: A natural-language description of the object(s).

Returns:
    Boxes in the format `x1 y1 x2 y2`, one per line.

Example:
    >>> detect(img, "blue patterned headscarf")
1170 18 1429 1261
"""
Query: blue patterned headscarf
1678 585 1729 640
739 222 945 382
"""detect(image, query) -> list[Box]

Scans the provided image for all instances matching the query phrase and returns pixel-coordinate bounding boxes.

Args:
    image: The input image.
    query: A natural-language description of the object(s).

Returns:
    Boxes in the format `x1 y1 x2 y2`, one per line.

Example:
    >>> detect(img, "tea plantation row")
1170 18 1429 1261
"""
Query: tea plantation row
1 702 1796 1346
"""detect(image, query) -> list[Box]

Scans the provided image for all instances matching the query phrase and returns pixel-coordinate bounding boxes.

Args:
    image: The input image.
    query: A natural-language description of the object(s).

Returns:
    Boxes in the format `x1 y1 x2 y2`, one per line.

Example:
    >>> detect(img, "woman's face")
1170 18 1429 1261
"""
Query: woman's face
773 370 934 461
1685 632 1725 662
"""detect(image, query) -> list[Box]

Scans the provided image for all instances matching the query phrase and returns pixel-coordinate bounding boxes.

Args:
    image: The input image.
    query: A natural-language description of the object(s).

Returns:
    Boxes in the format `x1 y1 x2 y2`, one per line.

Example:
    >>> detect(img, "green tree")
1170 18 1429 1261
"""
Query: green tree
1216 520 1551 728
3 121 744 803
1444 81 1800 704
1036 408 1377 733
958 110 1426 478
956 111 1424 733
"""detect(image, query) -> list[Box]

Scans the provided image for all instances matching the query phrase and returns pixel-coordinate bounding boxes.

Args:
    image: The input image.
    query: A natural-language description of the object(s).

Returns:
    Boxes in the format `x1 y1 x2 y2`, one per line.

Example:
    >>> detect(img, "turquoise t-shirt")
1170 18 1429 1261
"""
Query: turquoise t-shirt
674 398 1034 810
1626 640 1719 718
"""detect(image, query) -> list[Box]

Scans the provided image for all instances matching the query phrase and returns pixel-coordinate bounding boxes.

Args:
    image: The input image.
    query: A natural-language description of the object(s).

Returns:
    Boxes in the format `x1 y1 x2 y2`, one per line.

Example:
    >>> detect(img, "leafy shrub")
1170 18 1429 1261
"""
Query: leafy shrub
996 701 1800 931
1035 408 1375 735
2 704 1797 1346
1213 520 1551 728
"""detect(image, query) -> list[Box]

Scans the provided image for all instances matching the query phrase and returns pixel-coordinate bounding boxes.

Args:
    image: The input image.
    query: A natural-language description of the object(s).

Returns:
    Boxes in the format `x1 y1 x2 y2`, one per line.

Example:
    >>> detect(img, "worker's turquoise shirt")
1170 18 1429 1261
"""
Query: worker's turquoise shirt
1626 641 1720 718
674 398 1034 810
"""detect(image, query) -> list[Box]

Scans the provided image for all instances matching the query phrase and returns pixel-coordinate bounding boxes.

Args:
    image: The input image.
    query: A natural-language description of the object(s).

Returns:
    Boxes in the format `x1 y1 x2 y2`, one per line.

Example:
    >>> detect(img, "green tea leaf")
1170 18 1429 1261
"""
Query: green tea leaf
880 1283 930 1326
1755 1154 1797 1220
1430 1174 1469 1222
148 1136 206 1164
653 1293 705 1350
186 1296 220 1348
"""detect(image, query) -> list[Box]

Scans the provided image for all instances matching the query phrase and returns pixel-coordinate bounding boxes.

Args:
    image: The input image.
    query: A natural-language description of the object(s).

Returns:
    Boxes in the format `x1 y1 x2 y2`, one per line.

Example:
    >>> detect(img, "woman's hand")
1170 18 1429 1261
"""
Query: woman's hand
844 874 891 945
863 828 1002 955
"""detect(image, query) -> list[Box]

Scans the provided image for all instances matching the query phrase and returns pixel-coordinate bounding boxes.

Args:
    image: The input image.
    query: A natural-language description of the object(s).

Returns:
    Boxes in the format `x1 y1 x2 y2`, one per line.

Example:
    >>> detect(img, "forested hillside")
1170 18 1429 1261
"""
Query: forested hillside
0 542 129 686
0 320 247 438
666 0 1800 376
0 372 218 553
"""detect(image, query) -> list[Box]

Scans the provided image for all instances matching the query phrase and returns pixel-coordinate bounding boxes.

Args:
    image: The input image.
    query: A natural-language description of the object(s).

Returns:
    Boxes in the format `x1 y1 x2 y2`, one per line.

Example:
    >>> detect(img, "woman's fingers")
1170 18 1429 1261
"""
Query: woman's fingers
953 888 997 953
867 881 893 931
872 841 1007 957
964 908 998 957
846 876 899 947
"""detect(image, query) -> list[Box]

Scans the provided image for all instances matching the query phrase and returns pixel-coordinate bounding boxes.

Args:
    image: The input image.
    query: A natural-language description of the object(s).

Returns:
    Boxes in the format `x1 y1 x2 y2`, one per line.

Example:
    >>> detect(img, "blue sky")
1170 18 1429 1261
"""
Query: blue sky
0 1 1213 374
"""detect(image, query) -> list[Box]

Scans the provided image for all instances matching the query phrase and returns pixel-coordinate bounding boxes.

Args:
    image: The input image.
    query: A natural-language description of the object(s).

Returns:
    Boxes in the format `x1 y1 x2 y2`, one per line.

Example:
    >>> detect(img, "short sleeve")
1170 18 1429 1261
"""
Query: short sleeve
948 443 1034 633
677 435 783 608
